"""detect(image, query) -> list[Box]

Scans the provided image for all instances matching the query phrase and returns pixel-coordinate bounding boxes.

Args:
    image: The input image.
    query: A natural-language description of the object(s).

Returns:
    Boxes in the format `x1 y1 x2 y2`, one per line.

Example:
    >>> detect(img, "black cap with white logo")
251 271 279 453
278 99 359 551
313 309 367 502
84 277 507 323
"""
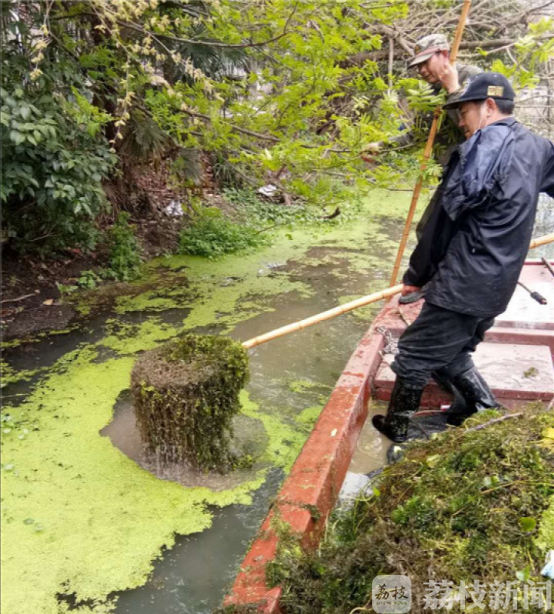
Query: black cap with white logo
443 72 516 110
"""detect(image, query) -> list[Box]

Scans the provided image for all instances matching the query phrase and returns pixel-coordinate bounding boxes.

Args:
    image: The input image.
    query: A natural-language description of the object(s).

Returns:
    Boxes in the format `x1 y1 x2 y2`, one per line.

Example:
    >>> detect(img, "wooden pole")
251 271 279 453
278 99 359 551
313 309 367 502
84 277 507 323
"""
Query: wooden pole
388 0 472 287
242 284 403 349
242 231 554 350
530 232 554 250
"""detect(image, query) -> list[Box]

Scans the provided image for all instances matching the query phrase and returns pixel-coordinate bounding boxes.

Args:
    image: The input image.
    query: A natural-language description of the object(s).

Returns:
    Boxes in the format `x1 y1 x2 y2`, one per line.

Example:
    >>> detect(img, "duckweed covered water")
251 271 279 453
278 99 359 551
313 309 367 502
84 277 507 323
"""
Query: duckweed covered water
3 191 554 614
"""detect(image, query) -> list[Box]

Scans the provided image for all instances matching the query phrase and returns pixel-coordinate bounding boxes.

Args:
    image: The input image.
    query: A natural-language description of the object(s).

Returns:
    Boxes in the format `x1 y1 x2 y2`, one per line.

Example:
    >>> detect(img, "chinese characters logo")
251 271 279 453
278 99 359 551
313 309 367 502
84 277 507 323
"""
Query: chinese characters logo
372 575 412 613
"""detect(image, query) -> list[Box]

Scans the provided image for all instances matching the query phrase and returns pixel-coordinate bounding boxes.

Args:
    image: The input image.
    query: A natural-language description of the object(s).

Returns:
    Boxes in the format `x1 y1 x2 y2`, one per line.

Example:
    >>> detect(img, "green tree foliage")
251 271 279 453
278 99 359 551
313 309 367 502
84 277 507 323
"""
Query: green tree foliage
0 83 116 255
0 4 118 254
1 0 552 254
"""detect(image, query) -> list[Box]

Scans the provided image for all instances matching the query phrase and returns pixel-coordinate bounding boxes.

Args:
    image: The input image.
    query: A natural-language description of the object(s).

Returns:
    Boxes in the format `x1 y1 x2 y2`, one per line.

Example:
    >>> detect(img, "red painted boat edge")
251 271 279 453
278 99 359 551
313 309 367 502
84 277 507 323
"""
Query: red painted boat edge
224 321 386 612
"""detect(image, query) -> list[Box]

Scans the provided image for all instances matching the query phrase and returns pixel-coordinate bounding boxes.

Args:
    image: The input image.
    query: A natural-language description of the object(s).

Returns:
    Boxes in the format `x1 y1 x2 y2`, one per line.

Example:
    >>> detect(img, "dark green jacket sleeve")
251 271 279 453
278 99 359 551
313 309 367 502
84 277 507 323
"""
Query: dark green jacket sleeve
374 64 482 151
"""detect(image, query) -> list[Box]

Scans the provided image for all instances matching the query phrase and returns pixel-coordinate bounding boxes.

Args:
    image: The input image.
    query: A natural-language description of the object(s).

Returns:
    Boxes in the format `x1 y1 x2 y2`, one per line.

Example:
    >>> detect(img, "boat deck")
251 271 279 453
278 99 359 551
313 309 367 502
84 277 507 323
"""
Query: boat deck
225 261 554 613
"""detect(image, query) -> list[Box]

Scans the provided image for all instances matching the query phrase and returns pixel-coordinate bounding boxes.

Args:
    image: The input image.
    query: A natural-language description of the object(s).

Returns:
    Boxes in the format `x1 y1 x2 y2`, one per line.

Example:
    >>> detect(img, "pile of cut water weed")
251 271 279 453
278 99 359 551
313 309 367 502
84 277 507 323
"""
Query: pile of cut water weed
271 406 554 614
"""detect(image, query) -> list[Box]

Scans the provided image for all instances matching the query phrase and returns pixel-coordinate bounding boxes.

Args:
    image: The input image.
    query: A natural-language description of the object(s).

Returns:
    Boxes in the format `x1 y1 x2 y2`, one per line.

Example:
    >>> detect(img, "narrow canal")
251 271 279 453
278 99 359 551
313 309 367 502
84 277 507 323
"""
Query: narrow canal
2 192 553 614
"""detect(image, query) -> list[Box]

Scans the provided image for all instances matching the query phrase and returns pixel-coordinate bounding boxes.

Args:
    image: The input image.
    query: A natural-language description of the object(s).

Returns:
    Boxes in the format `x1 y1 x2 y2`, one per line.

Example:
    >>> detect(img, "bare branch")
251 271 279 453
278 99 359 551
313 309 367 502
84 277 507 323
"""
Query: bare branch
464 413 523 433
1 294 36 305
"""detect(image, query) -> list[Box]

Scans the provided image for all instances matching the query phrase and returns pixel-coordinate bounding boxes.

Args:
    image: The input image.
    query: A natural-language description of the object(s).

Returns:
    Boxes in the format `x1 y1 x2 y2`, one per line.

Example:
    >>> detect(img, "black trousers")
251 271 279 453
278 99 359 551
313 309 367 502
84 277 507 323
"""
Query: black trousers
391 301 495 389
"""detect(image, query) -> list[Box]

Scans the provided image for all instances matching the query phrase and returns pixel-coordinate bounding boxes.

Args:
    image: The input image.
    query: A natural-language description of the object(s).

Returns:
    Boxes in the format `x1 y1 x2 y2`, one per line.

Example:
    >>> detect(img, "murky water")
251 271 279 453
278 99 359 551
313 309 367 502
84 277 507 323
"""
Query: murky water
2 194 553 614
109 471 284 614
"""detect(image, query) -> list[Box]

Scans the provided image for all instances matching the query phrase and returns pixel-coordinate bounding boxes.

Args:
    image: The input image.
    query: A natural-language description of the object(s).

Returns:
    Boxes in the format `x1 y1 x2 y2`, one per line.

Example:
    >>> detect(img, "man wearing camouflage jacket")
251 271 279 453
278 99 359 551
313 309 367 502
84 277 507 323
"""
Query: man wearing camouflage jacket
365 35 482 303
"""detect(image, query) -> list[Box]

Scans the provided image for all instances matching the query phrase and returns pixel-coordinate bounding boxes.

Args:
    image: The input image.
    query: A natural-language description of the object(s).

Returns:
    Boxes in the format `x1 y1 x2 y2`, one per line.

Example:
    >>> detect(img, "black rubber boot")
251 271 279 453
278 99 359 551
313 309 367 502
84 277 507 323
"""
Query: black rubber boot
432 371 468 415
372 377 423 443
398 289 424 305
399 283 427 305
445 367 499 426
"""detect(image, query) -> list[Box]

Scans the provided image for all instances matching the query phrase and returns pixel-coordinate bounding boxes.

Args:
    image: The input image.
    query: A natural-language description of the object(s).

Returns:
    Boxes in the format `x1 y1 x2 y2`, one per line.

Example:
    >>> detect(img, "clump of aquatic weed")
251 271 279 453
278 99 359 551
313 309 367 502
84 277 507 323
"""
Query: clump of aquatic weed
131 333 249 471
274 405 554 614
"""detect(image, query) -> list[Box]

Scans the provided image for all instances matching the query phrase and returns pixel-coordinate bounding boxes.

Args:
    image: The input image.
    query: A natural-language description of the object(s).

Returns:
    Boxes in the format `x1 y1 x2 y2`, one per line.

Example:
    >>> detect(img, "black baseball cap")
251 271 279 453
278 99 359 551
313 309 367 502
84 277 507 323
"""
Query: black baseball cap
443 72 516 110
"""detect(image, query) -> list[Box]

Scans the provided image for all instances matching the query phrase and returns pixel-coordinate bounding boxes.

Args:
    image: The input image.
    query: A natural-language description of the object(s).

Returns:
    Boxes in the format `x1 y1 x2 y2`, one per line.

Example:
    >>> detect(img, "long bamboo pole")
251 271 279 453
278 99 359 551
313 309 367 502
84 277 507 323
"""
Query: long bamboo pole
242 284 403 349
388 0 472 287
242 231 554 349
530 232 554 249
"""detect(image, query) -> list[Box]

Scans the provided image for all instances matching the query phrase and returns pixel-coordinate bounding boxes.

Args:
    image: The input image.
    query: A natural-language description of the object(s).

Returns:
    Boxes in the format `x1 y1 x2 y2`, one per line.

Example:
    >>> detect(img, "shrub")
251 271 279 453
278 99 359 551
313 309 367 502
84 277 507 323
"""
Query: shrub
1 86 116 255
178 209 266 258
104 213 142 281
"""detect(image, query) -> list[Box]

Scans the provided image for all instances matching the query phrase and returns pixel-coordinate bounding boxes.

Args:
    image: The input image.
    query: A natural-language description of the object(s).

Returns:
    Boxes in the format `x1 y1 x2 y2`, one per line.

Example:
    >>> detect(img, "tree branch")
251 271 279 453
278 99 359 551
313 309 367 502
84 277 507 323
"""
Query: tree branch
1 294 36 305
343 34 554 66
464 413 523 433
55 3 299 49
181 109 280 142
182 109 353 153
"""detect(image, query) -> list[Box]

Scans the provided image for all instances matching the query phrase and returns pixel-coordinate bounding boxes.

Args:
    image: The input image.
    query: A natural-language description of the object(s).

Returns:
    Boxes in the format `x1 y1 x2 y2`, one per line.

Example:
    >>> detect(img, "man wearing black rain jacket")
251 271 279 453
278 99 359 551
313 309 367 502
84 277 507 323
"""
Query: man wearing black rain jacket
373 73 554 443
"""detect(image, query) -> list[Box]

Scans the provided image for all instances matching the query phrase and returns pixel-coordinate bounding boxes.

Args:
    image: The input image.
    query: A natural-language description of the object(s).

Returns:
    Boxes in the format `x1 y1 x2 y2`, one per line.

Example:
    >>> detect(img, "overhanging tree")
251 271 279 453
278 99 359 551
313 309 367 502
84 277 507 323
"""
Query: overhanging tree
1 0 553 254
